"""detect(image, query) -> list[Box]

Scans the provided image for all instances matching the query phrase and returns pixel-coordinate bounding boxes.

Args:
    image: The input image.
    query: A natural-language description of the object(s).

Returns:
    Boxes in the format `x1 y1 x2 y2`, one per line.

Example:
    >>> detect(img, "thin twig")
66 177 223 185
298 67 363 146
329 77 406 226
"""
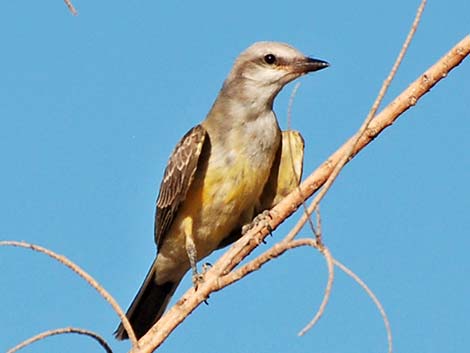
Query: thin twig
220 238 319 287
298 246 334 336
7 327 112 353
287 82 301 129
64 0 78 15
334 259 393 353
286 83 318 237
314 206 322 244
284 0 428 242
220 239 336 338
0 241 138 347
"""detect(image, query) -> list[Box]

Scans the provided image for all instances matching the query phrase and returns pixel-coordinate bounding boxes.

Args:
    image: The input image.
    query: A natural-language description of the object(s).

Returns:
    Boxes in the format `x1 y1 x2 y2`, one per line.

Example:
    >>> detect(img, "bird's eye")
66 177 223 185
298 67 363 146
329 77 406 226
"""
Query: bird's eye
264 54 276 65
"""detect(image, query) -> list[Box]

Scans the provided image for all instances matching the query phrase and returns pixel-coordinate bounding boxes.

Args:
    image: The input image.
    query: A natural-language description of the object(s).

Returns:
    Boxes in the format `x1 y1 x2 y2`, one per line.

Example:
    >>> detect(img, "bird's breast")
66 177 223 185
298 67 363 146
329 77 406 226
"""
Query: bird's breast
158 111 281 269
192 112 280 250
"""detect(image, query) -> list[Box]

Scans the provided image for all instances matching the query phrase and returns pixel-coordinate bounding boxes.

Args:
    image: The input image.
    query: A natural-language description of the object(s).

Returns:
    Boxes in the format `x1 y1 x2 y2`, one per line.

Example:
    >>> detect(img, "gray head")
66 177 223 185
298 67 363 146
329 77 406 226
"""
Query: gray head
221 41 329 106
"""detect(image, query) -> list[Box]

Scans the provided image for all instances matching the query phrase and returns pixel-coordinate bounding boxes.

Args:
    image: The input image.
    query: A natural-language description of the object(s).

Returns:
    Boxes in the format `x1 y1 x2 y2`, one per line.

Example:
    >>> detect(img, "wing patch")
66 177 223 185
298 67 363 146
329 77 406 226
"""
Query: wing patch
154 125 207 248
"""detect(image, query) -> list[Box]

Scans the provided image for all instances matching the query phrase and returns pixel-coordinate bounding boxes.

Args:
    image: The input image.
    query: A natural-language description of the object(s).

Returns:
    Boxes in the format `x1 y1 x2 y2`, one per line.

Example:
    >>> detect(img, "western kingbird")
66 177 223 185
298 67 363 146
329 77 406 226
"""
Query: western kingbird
115 42 328 340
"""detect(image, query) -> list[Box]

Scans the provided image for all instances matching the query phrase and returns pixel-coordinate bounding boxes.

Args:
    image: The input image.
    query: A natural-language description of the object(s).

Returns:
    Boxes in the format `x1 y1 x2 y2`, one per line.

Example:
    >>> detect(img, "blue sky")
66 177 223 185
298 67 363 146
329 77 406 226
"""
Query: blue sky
1 1 469 352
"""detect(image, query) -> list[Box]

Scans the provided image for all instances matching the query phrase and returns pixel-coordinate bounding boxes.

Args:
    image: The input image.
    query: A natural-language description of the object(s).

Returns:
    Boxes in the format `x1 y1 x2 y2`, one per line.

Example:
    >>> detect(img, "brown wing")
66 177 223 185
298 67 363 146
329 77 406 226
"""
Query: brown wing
154 124 207 248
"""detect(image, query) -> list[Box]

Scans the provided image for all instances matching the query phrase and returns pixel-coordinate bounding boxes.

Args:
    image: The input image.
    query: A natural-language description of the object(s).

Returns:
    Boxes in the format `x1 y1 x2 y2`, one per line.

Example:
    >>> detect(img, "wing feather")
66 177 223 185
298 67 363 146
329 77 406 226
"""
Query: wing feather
154 125 207 248
257 130 305 211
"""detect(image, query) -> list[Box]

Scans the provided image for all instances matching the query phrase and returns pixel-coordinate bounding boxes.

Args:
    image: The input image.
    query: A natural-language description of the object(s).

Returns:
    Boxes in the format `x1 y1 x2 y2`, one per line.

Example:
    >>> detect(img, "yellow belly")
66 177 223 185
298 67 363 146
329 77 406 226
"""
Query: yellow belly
182 156 269 255
155 116 281 283
155 150 273 283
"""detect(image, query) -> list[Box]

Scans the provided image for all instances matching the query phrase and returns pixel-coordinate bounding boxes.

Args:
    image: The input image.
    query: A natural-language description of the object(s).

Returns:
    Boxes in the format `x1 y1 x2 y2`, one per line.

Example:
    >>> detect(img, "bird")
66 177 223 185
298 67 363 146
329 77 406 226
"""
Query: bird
114 41 329 340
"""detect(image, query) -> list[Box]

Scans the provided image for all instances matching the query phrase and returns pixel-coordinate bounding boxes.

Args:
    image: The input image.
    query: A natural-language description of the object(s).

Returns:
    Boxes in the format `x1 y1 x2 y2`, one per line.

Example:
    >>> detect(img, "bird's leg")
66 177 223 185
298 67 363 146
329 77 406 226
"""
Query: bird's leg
185 236 204 288
182 217 204 289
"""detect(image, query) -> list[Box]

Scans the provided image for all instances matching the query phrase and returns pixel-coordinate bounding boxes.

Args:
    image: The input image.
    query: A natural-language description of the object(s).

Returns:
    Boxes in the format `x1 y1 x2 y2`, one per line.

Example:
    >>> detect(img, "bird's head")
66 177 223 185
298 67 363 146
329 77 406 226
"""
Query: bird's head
222 41 329 106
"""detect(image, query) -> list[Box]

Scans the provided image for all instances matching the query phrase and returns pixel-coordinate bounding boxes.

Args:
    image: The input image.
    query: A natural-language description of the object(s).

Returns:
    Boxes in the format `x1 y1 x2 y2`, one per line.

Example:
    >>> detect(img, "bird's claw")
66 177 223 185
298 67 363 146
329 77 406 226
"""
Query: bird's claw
192 272 205 290
242 210 273 235
192 263 212 290
202 262 212 272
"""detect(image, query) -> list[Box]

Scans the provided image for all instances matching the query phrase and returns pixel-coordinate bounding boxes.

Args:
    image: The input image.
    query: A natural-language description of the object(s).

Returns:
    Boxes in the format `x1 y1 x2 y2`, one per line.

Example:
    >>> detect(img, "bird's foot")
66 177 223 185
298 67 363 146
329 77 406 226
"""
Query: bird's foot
192 272 204 290
192 263 212 289
242 210 273 235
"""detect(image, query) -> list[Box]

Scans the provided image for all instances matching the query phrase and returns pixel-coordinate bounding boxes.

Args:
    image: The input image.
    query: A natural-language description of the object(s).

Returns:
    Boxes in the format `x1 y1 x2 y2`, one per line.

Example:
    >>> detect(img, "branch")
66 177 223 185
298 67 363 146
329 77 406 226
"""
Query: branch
64 0 78 15
7 327 112 353
290 33 469 223
0 241 138 347
220 238 321 287
132 35 470 353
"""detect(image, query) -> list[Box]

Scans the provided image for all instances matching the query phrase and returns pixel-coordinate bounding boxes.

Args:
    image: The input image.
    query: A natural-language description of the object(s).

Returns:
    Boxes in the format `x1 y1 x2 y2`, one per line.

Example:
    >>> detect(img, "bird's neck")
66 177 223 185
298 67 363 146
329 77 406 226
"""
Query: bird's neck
205 78 280 126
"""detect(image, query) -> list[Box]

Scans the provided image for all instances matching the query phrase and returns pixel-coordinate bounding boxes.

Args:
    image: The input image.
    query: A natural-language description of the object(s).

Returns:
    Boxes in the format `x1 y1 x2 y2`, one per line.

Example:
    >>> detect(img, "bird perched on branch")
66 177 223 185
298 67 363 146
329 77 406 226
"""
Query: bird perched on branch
115 41 329 340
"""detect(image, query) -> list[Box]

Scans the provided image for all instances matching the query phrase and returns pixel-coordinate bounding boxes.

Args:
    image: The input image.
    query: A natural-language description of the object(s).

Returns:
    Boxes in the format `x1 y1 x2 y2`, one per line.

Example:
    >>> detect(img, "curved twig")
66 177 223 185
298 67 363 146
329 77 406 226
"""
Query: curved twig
7 327 112 353
220 238 320 287
286 82 301 129
286 83 319 238
298 246 334 336
334 259 393 353
0 241 138 346
220 239 335 340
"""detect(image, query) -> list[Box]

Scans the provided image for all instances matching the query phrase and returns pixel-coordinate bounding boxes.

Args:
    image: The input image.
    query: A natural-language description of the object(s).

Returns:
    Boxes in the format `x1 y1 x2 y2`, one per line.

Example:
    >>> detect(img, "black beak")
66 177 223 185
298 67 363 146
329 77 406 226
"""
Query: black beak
295 57 330 74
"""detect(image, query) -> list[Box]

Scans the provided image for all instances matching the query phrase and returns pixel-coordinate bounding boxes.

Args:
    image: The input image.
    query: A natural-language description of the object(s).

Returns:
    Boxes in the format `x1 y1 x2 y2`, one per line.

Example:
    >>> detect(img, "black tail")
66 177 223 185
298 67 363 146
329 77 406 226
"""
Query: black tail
114 260 180 340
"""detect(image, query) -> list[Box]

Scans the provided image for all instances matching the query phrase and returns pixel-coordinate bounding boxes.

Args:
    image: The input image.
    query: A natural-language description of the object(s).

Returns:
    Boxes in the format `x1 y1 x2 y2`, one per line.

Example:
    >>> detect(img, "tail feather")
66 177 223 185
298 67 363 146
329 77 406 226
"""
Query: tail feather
114 260 180 340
